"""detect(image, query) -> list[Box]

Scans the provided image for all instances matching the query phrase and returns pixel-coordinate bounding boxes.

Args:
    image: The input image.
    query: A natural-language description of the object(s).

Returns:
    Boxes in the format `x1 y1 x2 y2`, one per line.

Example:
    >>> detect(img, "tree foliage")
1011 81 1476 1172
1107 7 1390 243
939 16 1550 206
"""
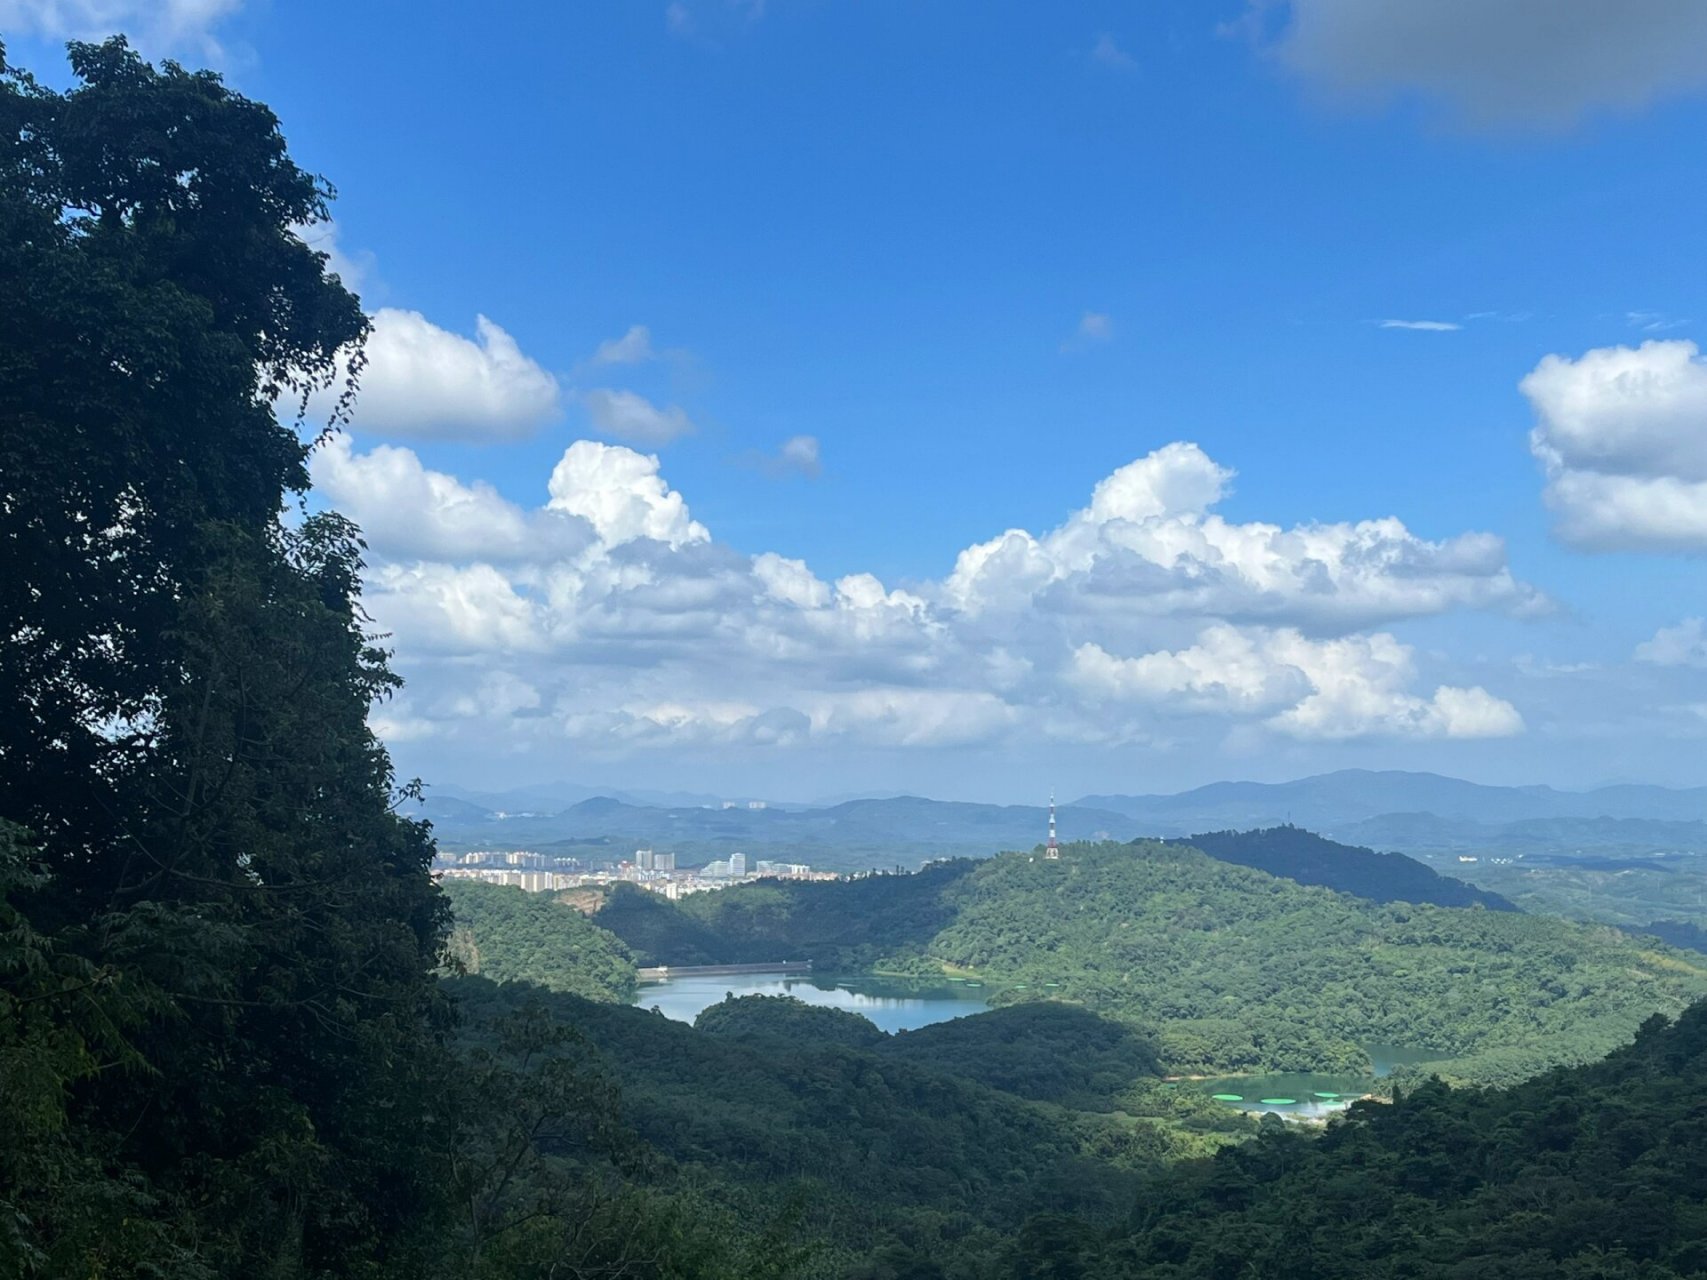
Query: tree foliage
442 879 638 1001
0 39 437 1277
694 993 888 1049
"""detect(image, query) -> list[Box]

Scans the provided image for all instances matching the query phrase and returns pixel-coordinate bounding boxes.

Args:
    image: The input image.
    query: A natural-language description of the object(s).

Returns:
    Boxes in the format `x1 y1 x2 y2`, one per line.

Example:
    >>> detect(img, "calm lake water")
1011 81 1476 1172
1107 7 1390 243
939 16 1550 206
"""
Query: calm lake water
634 971 991 1034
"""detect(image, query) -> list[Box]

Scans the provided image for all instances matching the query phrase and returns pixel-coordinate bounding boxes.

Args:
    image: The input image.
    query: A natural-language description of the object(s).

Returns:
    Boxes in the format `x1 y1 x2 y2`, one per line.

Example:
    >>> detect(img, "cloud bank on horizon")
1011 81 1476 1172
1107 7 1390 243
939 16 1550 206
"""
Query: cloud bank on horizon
317 428 1537 762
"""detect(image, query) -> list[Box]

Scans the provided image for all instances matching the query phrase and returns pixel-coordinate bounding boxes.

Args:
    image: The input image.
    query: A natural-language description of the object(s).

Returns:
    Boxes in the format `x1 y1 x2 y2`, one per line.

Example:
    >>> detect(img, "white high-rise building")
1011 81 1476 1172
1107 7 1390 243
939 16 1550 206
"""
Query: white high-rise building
729 852 747 877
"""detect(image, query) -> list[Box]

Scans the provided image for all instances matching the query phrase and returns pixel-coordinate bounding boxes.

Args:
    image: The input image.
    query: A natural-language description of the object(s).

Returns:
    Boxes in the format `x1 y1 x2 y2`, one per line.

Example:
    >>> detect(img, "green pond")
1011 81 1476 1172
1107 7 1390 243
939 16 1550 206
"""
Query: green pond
1192 1043 1446 1118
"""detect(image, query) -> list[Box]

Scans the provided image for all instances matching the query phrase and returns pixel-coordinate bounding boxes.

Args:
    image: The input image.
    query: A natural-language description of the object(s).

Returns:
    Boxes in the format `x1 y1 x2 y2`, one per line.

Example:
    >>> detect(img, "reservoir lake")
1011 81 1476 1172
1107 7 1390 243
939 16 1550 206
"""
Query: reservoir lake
635 971 992 1034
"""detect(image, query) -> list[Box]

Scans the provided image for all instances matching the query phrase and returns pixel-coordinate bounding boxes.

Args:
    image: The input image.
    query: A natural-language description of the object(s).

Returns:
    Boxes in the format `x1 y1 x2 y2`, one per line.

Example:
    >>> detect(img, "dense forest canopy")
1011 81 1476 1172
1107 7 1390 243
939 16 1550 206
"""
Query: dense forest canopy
451 978 1250 1275
996 1001 1707 1280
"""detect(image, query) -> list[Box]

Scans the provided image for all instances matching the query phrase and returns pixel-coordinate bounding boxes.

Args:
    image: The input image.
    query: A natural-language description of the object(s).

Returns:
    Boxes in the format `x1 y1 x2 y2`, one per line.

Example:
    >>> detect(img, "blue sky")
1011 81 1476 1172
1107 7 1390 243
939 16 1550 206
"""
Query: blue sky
9 1 1707 801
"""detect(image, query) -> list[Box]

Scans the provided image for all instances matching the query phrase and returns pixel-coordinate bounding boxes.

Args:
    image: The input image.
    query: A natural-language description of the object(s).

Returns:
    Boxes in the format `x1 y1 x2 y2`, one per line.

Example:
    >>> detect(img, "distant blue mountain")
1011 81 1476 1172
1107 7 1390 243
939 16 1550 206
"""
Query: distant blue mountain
1078 769 1707 829
435 781 734 811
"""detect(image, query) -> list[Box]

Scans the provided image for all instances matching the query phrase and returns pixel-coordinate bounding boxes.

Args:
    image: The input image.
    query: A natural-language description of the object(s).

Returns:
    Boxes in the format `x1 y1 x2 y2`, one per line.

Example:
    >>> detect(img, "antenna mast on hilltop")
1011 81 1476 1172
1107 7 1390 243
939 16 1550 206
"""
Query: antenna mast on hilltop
1046 791 1060 859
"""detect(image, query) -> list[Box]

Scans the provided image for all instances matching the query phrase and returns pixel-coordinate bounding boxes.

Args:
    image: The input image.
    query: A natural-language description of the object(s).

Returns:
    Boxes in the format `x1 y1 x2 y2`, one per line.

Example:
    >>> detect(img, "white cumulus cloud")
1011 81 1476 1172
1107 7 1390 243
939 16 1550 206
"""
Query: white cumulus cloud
0 0 241 55
1637 619 1707 668
293 309 562 442
311 434 592 563
1073 626 1523 740
333 435 1533 762
1524 340 1707 551
945 441 1539 628
588 324 656 366
545 440 708 548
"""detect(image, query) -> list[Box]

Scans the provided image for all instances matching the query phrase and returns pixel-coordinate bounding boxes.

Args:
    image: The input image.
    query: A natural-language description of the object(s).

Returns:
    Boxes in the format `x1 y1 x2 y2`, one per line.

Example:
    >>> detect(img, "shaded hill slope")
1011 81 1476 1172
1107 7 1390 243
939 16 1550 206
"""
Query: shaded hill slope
447 977 1215 1256
1169 825 1516 910
879 1001 1164 1108
1020 1000 1707 1280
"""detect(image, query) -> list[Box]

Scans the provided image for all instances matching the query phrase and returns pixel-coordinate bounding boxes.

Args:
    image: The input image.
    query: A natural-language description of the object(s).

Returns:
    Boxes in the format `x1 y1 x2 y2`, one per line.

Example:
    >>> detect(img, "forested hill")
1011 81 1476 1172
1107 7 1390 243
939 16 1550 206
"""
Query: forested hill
1011 1000 1707 1280
1640 919 1707 956
1168 825 1517 910
448 979 1241 1272
441 879 637 1001
597 841 1707 1084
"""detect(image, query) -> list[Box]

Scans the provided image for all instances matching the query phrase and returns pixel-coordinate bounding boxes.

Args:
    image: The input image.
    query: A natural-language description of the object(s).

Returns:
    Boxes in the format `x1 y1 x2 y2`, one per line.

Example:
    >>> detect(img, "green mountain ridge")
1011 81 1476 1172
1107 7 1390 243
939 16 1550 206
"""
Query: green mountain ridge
599 840 1707 1085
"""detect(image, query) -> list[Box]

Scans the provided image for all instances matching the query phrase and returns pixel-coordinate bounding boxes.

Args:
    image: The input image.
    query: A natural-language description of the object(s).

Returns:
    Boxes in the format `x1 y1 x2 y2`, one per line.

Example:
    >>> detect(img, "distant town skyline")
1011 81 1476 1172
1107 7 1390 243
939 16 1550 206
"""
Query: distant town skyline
10 3 1706 799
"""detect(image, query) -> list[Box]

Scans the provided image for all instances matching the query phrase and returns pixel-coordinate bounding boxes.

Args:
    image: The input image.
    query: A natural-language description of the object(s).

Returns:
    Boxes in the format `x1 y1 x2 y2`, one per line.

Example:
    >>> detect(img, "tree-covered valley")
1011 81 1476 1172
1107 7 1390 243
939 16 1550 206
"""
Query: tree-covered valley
8 33 1707 1280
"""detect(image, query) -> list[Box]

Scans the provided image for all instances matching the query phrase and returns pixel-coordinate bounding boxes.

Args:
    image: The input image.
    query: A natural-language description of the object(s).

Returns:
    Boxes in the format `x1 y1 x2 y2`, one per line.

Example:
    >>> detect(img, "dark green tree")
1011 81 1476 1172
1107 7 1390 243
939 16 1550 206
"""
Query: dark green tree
0 37 449 1276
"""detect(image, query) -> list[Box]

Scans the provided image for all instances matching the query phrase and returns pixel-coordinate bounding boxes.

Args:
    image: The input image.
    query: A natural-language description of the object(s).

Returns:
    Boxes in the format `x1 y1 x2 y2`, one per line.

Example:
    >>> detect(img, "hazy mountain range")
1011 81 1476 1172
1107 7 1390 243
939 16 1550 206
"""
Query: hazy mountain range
1080 769 1707 828
411 769 1707 871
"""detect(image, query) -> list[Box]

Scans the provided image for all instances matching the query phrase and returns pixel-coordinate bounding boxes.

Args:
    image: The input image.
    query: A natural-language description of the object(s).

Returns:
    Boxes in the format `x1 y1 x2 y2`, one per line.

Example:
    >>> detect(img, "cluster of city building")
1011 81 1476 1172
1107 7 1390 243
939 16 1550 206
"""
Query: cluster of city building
432 845 831 898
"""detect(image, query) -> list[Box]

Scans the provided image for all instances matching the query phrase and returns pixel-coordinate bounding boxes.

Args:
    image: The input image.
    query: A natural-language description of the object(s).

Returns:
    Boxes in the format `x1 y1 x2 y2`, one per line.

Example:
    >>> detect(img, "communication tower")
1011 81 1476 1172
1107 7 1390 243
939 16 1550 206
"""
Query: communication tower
1045 791 1060 859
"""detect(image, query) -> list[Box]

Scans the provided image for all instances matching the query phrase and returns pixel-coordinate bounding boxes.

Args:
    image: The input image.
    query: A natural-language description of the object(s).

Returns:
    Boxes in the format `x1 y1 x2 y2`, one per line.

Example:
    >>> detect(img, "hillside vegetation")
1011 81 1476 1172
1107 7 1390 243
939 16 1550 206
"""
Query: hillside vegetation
1451 855 1707 931
449 979 1243 1274
881 1001 1166 1108
998 1001 1707 1280
695 992 888 1048
441 879 637 1001
599 841 1707 1084
614 857 978 969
